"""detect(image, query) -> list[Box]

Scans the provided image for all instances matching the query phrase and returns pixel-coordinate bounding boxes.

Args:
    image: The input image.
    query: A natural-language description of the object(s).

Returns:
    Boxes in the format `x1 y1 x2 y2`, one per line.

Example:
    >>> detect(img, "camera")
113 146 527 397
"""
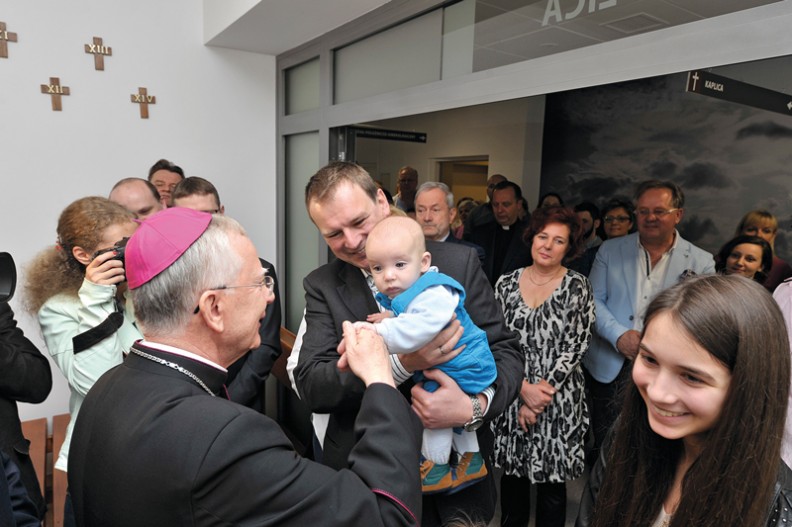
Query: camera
92 237 130 265
0 252 16 303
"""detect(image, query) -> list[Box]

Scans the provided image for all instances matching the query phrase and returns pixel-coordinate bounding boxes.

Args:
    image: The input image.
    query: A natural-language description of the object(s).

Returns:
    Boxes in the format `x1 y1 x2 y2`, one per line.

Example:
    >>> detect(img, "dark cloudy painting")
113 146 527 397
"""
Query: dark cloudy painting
540 73 792 261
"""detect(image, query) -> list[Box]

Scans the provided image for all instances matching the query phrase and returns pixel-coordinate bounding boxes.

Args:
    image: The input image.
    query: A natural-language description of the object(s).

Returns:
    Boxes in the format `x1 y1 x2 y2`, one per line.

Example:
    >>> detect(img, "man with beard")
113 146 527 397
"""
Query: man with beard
568 201 603 276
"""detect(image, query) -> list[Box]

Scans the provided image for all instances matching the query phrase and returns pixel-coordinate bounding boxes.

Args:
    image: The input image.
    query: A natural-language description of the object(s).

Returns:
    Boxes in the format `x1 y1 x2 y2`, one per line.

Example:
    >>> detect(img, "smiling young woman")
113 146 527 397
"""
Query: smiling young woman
734 210 792 291
577 274 792 527
715 235 773 285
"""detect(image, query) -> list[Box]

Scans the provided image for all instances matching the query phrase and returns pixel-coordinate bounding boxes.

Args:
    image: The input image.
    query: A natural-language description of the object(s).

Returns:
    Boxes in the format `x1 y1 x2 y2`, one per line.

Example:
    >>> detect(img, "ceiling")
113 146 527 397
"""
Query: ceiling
470 0 782 70
204 0 390 55
206 0 782 69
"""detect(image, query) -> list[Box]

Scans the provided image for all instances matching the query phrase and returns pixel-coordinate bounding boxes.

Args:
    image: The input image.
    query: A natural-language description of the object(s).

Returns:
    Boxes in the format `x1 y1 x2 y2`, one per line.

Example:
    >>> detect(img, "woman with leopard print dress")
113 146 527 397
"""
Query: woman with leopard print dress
491 205 595 527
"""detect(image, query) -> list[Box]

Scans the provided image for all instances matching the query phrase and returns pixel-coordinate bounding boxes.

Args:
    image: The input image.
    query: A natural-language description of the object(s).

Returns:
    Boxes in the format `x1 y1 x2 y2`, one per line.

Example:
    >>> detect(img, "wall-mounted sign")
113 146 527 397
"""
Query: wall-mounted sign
348 126 427 143
686 70 792 117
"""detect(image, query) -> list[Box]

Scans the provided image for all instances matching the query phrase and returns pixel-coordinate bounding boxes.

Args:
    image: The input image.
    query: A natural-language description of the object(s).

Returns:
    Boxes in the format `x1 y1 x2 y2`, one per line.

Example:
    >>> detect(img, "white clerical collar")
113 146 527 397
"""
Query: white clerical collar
139 340 227 372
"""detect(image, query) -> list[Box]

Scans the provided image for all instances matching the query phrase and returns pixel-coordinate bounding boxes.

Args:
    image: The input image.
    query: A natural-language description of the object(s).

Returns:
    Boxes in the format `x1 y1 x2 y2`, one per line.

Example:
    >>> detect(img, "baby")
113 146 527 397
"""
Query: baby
356 215 496 495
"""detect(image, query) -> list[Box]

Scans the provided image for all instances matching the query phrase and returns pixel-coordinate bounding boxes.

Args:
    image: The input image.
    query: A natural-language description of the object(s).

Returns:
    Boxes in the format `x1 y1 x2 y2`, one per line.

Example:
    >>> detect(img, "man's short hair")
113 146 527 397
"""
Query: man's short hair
492 180 523 202
172 177 222 208
416 181 454 209
148 159 185 180
132 215 245 335
574 201 601 221
305 161 378 208
634 180 685 209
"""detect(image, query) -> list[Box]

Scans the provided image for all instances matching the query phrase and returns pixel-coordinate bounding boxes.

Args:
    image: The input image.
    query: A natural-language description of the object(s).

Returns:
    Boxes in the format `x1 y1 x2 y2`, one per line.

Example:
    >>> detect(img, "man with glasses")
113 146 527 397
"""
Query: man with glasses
68 208 422 526
585 180 714 458
173 176 283 412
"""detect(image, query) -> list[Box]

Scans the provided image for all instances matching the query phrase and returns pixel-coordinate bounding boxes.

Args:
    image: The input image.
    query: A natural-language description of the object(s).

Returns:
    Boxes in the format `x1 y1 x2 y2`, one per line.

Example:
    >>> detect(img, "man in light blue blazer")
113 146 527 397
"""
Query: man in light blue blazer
585 180 715 455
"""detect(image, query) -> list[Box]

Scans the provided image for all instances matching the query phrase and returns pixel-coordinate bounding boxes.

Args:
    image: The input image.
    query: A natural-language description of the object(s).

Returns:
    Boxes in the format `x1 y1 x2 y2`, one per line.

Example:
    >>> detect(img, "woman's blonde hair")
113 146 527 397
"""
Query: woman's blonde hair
734 210 778 250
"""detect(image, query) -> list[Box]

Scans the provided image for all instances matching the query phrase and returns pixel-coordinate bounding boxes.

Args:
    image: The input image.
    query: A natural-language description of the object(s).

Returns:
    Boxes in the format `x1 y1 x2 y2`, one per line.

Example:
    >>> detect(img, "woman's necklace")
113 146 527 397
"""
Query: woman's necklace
527 265 560 287
130 348 216 397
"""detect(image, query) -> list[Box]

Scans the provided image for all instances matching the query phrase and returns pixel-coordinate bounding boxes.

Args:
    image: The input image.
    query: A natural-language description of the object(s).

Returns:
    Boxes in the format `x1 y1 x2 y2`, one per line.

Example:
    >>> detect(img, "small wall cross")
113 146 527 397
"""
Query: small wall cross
85 36 112 70
40 77 70 111
131 87 156 119
0 21 18 59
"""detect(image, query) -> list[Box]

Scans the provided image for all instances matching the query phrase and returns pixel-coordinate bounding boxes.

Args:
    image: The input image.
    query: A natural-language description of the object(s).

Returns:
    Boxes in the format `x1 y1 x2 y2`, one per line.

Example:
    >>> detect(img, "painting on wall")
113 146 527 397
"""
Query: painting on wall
540 71 792 261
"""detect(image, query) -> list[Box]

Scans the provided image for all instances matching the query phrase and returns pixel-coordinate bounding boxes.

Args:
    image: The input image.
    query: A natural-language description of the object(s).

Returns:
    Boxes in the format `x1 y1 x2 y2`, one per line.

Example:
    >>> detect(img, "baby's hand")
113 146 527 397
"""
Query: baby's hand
352 320 377 332
366 311 393 324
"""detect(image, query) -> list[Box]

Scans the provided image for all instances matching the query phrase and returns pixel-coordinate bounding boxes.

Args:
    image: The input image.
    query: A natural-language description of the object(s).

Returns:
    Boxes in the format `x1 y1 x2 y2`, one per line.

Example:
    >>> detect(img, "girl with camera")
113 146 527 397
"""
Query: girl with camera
25 196 140 525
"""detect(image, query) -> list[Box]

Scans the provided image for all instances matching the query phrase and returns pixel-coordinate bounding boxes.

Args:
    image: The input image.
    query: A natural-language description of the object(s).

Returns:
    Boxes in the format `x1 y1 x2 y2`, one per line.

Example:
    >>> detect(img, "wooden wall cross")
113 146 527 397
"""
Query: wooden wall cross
40 77 70 111
131 87 156 119
0 21 18 59
85 36 111 70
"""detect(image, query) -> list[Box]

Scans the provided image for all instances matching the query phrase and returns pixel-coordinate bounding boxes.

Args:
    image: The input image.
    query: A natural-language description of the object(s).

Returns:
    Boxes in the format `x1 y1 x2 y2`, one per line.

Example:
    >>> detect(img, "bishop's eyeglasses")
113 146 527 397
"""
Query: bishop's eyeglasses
193 274 274 314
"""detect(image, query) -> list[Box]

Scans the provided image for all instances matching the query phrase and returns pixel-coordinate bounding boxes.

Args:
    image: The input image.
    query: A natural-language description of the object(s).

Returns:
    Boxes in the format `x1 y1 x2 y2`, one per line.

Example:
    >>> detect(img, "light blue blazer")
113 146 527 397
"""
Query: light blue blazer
585 232 715 383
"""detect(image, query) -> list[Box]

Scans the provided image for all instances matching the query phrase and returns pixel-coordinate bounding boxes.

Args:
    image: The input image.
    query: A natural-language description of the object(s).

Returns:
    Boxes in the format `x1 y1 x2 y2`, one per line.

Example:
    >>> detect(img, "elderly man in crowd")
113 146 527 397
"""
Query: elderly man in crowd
586 179 715 458
68 208 422 526
415 181 485 264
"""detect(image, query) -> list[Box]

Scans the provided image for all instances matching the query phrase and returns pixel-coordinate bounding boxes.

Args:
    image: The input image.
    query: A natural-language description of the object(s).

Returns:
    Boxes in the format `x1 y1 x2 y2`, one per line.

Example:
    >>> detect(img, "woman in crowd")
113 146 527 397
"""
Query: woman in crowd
537 192 564 209
24 197 140 525
601 198 634 239
577 274 792 527
735 210 792 291
454 197 478 239
715 235 773 285
491 205 594 527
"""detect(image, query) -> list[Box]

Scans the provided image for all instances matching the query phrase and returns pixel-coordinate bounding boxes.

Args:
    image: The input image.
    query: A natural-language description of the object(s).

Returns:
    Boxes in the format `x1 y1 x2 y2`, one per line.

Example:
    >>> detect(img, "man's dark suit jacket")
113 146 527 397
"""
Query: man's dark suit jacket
70 343 422 527
226 258 282 412
0 451 39 527
0 302 51 520
445 233 486 266
294 240 524 526
467 218 533 286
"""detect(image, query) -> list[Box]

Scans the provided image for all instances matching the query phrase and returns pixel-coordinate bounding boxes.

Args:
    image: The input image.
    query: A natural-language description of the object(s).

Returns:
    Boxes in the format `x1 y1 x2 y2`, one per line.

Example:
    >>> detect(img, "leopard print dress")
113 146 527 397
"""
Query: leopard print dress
490 268 594 483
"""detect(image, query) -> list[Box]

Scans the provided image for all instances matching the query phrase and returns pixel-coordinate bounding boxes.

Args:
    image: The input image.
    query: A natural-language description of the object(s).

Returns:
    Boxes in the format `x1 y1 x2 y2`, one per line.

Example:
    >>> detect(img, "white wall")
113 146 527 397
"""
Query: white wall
359 97 546 203
0 0 276 421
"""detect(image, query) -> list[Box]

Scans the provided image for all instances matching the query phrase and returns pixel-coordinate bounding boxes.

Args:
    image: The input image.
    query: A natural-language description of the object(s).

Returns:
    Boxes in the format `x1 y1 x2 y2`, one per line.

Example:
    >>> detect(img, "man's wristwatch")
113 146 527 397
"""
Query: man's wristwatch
463 395 484 432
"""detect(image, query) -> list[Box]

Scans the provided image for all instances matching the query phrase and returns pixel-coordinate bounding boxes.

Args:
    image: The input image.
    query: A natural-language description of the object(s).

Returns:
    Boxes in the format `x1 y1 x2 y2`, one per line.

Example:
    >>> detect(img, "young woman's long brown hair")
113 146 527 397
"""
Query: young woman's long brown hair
25 197 134 313
590 275 790 527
